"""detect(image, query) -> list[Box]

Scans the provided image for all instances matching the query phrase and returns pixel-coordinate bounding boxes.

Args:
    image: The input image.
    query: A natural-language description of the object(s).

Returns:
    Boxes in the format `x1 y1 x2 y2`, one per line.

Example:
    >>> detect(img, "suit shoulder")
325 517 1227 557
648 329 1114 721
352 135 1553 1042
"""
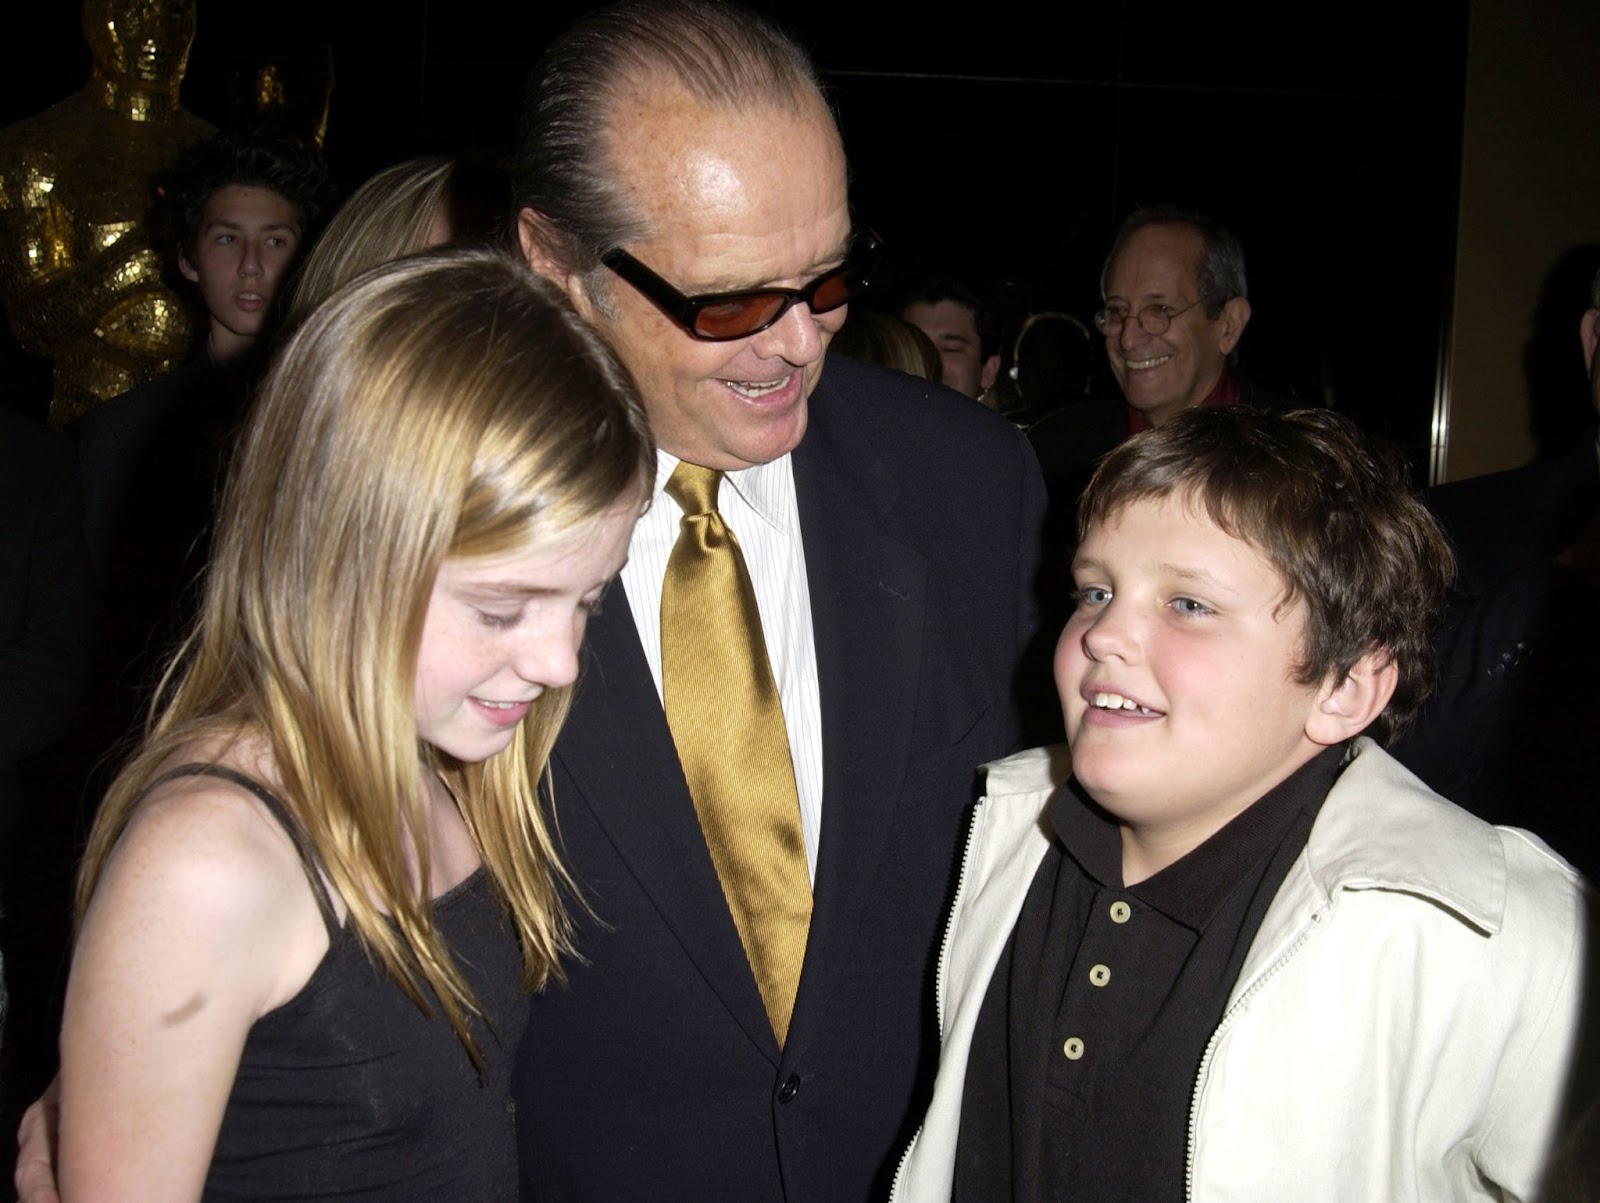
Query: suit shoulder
815 355 1027 463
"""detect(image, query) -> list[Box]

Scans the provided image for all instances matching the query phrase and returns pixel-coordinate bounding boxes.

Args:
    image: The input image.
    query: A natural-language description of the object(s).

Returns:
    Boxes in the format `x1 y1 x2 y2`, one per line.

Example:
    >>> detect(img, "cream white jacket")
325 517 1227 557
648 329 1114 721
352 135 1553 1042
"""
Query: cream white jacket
891 739 1591 1202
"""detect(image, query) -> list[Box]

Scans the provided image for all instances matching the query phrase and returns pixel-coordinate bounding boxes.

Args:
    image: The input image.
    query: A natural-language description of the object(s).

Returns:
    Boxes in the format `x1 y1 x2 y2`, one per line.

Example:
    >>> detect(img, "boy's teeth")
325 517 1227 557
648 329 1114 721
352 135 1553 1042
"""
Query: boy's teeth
1092 691 1154 714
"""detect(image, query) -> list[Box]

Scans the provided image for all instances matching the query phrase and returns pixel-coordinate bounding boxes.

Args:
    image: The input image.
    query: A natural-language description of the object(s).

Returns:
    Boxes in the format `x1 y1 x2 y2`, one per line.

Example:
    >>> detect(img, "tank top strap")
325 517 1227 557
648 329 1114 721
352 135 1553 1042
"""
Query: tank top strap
149 763 343 942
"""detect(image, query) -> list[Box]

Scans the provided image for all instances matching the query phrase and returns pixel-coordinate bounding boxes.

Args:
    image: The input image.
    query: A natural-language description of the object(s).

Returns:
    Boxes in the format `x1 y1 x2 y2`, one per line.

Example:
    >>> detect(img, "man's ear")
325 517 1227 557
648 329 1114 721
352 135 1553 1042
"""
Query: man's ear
516 207 599 320
1306 647 1398 746
1217 296 1252 355
980 352 1000 393
1579 307 1599 378
177 248 199 285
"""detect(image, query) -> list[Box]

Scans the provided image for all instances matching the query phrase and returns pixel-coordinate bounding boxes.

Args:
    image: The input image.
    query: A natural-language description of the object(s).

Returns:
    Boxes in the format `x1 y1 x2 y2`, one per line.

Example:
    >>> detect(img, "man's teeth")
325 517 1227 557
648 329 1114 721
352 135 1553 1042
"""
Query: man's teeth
1125 354 1170 370
1092 692 1158 715
727 378 788 397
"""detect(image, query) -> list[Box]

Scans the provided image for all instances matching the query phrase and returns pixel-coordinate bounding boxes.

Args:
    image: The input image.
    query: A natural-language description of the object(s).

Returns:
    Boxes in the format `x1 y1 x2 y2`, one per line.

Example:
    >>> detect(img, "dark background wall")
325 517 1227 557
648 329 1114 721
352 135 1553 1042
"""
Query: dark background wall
7 1 1591 481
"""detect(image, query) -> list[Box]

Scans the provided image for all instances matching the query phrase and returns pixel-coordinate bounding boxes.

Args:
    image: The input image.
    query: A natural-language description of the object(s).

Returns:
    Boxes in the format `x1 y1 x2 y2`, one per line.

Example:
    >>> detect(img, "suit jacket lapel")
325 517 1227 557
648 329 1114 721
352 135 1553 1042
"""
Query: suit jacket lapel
552 587 781 1063
785 376 927 1060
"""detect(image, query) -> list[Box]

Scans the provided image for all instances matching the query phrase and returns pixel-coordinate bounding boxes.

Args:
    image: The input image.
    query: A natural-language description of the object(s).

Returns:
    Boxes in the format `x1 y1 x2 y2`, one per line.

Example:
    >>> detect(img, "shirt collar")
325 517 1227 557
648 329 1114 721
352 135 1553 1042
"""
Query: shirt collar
652 450 794 534
1052 743 1346 930
1126 364 1240 436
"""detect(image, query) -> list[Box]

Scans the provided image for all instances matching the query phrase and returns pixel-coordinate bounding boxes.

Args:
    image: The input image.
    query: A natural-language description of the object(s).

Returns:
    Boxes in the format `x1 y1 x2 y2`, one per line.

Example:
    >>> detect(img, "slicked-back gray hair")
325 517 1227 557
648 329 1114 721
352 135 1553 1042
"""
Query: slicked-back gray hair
513 0 826 287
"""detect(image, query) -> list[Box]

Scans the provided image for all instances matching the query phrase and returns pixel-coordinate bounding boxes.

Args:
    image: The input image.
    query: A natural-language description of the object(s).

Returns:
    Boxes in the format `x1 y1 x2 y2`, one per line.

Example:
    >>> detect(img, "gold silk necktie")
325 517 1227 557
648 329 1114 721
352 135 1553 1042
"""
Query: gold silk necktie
660 462 812 1045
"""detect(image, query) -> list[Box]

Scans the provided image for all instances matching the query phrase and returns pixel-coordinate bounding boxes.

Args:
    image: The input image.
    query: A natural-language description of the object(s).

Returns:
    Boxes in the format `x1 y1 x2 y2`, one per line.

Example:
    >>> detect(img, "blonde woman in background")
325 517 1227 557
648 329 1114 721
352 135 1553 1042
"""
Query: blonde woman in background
288 156 509 316
831 311 943 384
56 247 652 1199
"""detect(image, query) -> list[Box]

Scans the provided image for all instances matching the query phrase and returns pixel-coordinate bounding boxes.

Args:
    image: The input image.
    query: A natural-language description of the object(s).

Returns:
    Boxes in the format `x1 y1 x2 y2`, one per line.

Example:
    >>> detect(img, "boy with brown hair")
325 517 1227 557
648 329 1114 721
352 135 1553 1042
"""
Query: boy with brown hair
894 406 1593 1201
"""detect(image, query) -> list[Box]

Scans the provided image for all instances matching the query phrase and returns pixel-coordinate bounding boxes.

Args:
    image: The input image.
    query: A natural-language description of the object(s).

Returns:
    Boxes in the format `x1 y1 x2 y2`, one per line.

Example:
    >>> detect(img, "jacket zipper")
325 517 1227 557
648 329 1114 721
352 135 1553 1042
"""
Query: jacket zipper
1184 906 1329 1200
888 798 990 1200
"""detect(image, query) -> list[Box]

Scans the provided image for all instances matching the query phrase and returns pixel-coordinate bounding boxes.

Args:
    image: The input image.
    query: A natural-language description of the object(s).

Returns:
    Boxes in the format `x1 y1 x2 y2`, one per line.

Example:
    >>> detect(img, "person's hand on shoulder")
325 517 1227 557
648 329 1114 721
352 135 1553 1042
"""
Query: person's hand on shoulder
15 1076 61 1203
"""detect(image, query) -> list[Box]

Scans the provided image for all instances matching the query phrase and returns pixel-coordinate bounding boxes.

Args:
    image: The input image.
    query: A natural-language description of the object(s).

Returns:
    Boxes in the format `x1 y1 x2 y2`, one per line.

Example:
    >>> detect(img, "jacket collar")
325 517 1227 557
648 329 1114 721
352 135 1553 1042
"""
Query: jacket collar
1228 738 1509 1009
1301 738 1507 933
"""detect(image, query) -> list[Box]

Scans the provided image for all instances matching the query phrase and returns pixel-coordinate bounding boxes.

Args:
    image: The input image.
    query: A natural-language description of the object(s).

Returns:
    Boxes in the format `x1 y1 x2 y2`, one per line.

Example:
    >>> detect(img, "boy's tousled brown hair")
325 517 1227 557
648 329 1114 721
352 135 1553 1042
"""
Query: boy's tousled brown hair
1079 406 1454 744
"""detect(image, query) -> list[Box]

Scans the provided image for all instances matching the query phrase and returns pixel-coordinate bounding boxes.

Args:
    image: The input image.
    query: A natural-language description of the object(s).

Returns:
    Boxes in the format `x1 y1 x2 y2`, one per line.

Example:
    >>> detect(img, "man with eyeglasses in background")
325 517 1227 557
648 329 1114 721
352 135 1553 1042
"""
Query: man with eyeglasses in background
1032 207 1296 504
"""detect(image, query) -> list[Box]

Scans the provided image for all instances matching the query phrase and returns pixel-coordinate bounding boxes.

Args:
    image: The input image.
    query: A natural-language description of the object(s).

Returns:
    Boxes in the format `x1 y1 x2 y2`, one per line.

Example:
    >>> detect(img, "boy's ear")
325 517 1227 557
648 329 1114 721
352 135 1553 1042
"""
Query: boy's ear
177 248 199 285
1305 647 1398 746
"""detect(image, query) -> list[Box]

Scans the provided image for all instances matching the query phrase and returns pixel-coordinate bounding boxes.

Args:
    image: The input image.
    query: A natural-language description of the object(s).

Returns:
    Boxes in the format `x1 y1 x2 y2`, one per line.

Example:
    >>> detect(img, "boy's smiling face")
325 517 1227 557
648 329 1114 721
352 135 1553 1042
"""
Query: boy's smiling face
1056 492 1340 881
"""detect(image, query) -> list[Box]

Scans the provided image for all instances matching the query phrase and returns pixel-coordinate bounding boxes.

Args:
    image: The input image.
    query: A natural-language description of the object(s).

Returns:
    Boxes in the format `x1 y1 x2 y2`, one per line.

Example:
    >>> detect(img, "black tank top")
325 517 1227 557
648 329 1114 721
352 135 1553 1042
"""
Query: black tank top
153 765 528 1201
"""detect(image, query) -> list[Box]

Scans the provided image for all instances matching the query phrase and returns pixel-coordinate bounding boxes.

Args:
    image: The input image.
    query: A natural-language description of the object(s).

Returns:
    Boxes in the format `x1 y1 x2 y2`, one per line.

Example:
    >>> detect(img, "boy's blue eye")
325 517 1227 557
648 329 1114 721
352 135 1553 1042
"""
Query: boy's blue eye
1171 596 1213 617
1073 586 1112 608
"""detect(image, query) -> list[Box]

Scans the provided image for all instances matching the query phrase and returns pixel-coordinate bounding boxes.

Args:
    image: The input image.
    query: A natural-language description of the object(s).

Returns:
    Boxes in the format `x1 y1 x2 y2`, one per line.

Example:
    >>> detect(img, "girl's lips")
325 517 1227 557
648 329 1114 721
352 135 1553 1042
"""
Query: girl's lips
469 697 533 727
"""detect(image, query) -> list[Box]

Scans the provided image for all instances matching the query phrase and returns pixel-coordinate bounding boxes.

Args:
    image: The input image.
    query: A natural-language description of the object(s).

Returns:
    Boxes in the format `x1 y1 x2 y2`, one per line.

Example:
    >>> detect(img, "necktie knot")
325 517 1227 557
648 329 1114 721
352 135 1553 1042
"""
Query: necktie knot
666 462 722 517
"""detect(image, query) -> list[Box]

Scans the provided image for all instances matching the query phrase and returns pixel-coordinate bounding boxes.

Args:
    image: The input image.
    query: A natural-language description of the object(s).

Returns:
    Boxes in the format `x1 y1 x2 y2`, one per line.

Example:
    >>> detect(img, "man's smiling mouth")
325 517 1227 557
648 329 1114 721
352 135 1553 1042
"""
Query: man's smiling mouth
1124 354 1171 371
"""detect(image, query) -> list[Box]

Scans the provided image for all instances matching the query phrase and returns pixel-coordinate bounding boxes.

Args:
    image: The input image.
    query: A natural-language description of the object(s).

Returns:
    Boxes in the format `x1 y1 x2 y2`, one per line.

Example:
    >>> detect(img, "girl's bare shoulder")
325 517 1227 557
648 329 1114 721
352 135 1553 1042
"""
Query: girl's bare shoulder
81 731 333 1010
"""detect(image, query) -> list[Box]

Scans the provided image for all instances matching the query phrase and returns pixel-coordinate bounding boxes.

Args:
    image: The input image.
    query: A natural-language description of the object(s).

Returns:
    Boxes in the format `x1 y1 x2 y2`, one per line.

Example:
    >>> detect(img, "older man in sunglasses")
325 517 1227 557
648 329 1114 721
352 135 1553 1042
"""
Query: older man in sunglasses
509 2 1046 1199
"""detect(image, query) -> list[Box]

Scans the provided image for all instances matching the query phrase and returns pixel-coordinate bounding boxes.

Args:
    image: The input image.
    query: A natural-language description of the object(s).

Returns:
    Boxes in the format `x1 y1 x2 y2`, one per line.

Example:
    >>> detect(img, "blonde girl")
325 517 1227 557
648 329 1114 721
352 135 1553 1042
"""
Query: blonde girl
57 247 652 1199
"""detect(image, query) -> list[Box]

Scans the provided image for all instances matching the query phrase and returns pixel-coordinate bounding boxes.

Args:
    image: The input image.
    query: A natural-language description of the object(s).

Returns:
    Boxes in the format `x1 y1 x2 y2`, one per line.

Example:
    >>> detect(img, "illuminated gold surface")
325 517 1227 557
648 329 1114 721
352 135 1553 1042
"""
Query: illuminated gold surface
226 46 335 147
0 0 209 426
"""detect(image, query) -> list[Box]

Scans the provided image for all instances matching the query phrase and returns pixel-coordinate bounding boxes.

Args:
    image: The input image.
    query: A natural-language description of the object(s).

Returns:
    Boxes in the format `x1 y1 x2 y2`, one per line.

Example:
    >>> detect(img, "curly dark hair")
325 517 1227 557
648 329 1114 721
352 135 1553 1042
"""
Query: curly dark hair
161 132 334 254
1078 407 1455 744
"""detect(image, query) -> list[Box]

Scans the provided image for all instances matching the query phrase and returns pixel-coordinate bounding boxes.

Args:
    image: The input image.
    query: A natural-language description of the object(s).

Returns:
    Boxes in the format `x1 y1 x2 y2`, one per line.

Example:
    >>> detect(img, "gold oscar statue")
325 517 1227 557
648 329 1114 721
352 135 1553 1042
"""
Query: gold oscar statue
0 0 214 426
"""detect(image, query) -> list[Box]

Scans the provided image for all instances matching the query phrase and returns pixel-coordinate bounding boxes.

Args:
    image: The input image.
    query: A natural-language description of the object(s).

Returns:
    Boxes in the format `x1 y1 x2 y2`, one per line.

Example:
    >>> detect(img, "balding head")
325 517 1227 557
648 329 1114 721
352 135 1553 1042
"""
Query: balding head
513 0 828 289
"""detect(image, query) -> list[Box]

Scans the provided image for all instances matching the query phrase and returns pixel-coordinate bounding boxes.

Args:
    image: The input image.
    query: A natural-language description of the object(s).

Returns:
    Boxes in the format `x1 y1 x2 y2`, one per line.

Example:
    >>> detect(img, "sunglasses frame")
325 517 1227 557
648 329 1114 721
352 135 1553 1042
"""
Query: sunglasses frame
600 230 881 342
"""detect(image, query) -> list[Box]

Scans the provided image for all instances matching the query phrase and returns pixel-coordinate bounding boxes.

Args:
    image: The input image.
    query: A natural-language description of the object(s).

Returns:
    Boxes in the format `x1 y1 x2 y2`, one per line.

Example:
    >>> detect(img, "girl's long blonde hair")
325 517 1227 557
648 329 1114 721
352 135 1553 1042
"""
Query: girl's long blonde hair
78 247 654 1069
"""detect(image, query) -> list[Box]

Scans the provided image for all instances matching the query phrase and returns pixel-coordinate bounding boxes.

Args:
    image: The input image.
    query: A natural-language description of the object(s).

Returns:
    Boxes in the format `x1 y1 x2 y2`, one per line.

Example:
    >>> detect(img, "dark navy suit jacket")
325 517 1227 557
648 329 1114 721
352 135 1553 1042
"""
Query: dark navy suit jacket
513 357 1046 1201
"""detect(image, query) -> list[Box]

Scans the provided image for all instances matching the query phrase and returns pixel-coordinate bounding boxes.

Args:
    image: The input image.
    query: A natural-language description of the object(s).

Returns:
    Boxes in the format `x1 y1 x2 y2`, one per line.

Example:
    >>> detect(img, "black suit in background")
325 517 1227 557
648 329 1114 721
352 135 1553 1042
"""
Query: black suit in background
0 409 96 1168
0 411 95 830
1392 439 1600 878
514 358 1047 1201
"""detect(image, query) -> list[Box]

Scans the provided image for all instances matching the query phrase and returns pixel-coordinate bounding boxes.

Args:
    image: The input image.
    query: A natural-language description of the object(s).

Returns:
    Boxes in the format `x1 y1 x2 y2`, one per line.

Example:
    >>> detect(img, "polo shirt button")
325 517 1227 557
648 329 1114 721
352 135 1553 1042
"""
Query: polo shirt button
1089 963 1111 987
1062 1037 1085 1060
1109 900 1131 923
778 1074 800 1103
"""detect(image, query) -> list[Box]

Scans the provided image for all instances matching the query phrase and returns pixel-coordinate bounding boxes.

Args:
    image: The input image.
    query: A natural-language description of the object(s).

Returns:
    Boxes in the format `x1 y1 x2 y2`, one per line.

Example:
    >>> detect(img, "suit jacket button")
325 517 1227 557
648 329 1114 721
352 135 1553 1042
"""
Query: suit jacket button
777 1074 800 1104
